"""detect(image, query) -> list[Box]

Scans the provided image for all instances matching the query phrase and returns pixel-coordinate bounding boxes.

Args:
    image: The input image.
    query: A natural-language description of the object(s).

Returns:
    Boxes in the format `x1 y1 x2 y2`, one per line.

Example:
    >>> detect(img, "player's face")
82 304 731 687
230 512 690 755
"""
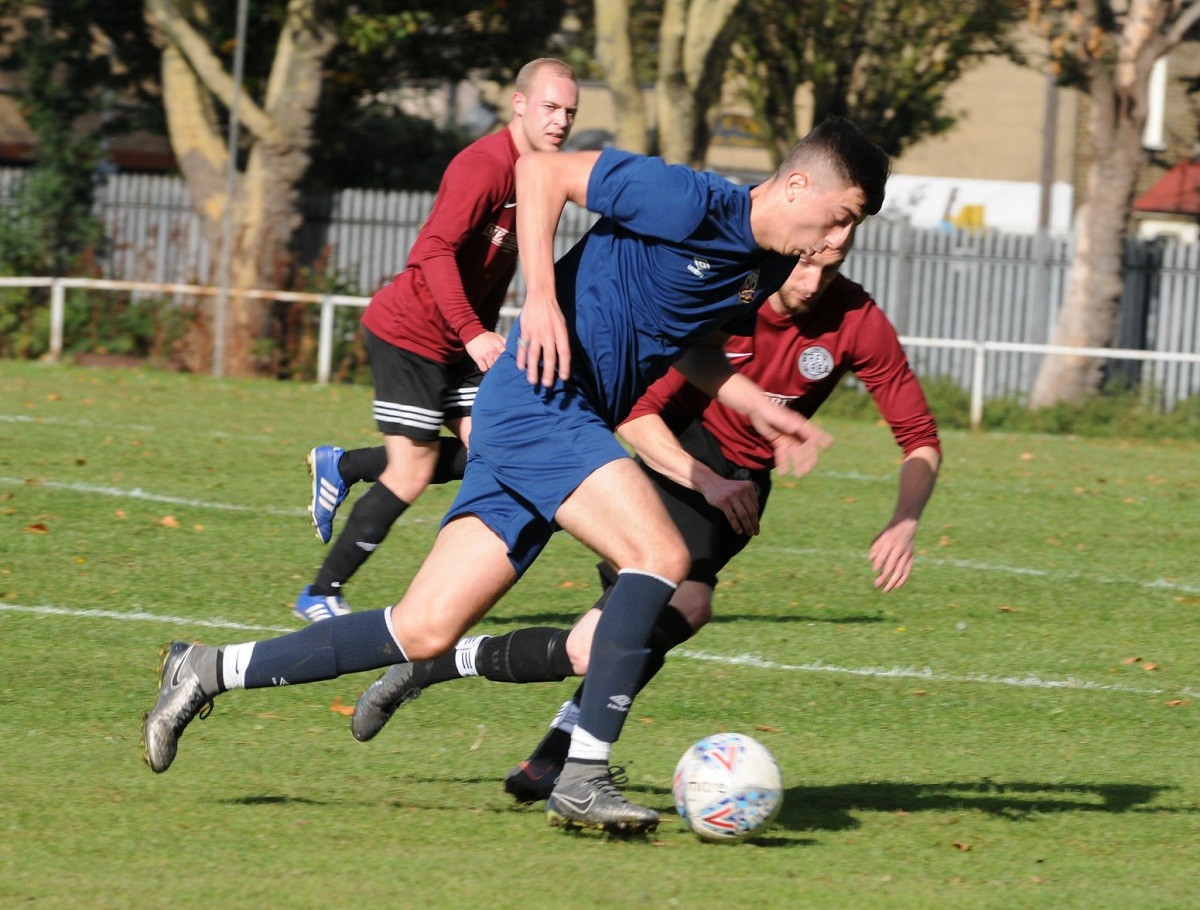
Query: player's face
772 177 865 259
513 72 579 153
772 247 847 318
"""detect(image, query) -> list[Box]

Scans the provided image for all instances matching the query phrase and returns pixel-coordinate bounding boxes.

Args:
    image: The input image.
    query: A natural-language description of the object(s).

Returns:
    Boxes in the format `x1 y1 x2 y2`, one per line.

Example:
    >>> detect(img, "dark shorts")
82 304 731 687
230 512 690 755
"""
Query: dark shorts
442 350 629 575
601 420 772 590
364 327 483 441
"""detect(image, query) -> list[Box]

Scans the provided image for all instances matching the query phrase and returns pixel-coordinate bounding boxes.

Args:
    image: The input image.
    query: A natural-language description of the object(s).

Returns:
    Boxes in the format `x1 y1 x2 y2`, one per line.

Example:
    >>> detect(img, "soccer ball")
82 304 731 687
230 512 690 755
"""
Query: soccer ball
672 732 784 843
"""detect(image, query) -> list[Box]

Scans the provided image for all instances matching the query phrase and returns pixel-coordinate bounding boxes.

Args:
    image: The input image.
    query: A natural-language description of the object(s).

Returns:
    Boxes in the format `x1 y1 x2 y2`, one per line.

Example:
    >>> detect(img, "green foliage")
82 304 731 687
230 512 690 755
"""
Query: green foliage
310 0 589 190
732 0 1026 159
304 106 474 192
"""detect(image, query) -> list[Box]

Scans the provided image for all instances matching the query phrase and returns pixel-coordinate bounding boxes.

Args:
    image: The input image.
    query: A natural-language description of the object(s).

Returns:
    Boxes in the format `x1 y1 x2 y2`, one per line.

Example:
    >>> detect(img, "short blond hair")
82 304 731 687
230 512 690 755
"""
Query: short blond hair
515 58 577 95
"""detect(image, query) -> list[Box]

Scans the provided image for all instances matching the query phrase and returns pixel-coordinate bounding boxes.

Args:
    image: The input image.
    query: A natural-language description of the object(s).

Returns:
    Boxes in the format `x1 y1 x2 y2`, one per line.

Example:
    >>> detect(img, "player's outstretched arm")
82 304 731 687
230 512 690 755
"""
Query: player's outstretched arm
675 342 833 478
514 150 600 387
869 445 940 592
619 414 760 536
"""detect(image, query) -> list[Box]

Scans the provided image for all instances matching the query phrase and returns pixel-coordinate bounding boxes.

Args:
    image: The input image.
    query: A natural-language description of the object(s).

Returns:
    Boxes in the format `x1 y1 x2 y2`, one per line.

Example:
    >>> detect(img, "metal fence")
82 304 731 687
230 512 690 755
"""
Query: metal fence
4 168 1200 407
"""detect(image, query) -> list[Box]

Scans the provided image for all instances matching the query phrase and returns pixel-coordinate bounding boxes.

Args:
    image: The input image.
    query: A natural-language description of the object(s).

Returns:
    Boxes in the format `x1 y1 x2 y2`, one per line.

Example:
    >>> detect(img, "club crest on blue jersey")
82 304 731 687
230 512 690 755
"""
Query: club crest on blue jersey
738 269 760 304
687 257 711 278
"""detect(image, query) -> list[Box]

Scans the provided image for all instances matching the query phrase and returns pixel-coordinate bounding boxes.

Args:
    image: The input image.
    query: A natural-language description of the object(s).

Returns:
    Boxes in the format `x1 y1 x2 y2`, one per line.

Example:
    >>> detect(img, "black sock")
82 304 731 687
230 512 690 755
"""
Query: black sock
312 483 408 595
431 437 468 484
339 446 388 485
476 627 573 683
528 725 574 764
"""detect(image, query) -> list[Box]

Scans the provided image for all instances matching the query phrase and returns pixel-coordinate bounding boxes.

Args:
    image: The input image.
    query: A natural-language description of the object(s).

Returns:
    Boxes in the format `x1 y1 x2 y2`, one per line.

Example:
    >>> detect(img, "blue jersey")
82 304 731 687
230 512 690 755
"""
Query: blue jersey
509 149 795 426
459 151 797 571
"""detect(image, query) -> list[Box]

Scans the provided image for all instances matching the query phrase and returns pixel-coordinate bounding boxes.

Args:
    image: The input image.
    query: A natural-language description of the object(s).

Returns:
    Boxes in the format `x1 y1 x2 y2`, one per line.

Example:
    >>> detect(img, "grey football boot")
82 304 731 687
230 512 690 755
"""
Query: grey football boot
350 661 431 741
545 761 659 834
141 641 214 773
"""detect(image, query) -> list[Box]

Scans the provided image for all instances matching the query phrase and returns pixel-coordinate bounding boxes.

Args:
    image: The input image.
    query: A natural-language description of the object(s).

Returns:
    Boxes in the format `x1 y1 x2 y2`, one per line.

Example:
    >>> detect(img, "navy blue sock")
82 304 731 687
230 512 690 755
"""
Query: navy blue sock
574 571 675 745
239 609 405 689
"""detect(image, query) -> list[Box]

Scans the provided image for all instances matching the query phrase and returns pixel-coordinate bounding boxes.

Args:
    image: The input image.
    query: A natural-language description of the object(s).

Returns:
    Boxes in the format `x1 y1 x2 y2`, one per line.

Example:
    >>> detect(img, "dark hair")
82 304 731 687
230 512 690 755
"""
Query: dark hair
779 117 890 216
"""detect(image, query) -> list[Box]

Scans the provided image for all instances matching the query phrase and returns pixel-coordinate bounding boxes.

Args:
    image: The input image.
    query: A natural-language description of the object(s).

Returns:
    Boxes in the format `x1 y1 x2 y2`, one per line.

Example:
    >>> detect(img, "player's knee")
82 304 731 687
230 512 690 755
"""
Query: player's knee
379 463 433 502
674 599 712 631
565 626 591 675
621 540 689 585
388 608 462 661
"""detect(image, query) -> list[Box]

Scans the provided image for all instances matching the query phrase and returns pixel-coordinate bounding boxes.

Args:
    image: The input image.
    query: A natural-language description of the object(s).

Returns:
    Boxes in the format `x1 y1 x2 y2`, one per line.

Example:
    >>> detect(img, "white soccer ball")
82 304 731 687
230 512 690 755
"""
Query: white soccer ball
672 732 784 843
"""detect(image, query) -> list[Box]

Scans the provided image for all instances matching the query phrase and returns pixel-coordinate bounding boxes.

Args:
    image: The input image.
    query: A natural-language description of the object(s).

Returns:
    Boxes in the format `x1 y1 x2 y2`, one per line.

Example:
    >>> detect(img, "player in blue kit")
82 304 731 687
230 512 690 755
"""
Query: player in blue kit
141 117 889 835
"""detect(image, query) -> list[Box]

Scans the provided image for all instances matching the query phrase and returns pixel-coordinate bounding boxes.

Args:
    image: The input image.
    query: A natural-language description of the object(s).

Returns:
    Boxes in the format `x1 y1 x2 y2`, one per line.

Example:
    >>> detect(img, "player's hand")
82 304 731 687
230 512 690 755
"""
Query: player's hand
750 407 833 478
868 519 918 592
465 331 507 372
516 292 571 387
702 476 760 536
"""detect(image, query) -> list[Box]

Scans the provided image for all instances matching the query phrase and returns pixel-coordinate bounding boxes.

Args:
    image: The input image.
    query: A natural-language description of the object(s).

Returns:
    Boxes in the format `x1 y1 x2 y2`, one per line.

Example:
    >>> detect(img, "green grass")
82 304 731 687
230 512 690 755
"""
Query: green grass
1 359 1198 909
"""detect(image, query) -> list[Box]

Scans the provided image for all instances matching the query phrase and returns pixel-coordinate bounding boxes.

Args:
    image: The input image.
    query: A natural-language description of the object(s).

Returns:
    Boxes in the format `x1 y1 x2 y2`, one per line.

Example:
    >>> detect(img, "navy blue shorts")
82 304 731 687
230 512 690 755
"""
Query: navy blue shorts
442 352 628 575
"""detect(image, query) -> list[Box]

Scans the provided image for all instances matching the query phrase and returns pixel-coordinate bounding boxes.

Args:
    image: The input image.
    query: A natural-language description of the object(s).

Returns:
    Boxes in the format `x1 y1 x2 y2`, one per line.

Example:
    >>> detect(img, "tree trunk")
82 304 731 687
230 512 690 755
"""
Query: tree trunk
1030 0 1200 407
594 0 648 153
1029 56 1142 406
656 0 742 167
147 0 336 376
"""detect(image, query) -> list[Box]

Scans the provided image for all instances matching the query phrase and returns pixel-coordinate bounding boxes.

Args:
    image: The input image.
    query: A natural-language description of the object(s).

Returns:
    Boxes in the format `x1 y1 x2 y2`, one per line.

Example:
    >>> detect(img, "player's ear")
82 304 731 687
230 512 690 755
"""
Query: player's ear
784 170 810 203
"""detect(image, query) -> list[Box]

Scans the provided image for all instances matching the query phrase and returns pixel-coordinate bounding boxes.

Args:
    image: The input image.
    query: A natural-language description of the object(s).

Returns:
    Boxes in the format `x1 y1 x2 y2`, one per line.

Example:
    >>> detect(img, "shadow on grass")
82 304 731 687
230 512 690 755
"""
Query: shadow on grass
225 795 329 806
776 779 1174 833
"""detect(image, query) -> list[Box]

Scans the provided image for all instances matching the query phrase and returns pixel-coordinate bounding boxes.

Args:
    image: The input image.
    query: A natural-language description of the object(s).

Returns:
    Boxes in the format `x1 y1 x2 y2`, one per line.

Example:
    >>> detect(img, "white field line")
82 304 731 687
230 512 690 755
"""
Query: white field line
3 601 1198 701
756 545 1200 597
6 475 1197 593
0 475 305 517
675 648 1200 700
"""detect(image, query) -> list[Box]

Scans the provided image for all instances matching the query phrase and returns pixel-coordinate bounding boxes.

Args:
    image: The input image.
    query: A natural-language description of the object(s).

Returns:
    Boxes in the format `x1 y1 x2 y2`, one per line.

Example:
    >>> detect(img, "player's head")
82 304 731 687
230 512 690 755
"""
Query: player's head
510 58 579 155
750 117 888 259
770 233 855 318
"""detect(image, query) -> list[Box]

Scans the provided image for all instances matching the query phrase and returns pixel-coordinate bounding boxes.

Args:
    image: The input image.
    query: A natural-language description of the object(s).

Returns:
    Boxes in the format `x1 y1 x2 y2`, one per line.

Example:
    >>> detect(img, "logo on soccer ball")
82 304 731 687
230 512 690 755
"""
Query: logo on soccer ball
798 345 834 380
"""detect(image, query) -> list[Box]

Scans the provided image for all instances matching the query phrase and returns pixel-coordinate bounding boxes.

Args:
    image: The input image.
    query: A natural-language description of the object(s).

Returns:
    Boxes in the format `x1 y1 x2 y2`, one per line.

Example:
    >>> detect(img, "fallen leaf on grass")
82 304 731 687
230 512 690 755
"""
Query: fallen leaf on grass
25 523 49 534
1164 699 1189 707
159 515 180 528
1142 662 1159 672
755 724 782 733
1121 656 1142 665
953 842 972 852
328 697 354 717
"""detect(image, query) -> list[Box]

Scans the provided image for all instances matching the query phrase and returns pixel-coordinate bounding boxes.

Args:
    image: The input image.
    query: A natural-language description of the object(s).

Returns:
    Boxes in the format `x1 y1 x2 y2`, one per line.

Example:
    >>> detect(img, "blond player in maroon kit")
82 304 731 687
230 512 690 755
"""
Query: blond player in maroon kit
294 58 579 622
349 240 942 801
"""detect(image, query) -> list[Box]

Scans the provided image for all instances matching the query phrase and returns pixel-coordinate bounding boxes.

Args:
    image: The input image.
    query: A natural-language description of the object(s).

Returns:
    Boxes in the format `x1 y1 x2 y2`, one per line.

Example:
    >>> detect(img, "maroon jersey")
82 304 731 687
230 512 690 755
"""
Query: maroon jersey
626 274 941 471
361 129 520 363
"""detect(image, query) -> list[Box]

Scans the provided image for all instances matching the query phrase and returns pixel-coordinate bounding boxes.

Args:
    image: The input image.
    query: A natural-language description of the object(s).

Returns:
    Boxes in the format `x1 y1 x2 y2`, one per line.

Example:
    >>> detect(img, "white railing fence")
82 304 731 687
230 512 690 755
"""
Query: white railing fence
9 275 1200 430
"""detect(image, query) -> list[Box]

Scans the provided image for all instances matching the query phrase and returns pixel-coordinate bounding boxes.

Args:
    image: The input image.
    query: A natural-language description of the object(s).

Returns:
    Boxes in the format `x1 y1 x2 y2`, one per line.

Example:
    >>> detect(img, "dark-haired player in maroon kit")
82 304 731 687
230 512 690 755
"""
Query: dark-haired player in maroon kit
349 240 943 800
295 58 579 622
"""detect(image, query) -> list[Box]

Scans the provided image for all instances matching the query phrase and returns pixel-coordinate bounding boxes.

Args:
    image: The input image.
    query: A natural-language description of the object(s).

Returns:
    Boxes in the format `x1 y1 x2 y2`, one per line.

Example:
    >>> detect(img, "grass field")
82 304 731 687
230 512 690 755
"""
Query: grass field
1 359 1198 909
